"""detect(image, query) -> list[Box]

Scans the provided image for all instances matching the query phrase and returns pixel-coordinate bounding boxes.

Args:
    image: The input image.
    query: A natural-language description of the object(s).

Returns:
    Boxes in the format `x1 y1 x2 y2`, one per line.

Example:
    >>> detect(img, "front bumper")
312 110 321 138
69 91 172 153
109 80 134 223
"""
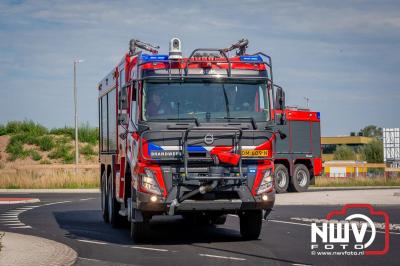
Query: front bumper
135 186 275 214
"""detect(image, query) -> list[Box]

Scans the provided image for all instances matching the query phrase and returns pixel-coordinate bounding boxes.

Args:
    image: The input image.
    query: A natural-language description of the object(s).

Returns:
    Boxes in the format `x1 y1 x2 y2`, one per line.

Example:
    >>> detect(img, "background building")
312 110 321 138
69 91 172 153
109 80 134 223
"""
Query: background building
321 136 373 161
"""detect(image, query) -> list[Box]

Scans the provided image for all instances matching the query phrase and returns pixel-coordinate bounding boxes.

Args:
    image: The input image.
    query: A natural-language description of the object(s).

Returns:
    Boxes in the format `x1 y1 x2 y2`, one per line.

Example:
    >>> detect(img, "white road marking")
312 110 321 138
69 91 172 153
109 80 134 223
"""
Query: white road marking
199 253 246 261
77 239 108 245
3 223 26 226
129 246 169 252
42 200 72 206
80 198 95 201
77 239 170 252
0 200 84 230
10 225 32 229
0 203 65 229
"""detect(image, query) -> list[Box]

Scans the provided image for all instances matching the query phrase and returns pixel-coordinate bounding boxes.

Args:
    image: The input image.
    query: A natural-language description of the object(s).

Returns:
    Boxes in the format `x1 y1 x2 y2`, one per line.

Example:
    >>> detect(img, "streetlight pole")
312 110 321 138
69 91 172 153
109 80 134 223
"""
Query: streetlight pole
73 59 83 170
304 96 310 108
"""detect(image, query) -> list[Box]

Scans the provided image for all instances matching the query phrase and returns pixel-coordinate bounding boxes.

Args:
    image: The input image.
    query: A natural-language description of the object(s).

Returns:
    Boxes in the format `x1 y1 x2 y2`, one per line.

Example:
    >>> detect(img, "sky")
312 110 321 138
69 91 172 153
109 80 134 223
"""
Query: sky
0 0 399 136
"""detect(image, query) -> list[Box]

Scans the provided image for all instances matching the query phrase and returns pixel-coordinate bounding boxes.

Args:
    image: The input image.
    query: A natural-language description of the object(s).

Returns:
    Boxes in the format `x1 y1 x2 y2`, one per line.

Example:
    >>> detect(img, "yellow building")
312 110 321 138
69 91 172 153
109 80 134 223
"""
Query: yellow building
321 136 373 161
323 160 368 177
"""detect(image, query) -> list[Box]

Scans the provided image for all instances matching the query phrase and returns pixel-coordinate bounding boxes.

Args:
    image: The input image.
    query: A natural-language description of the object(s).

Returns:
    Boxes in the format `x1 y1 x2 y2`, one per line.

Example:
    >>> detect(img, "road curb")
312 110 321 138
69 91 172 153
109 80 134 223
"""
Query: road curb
0 189 99 193
0 231 77 266
0 198 40 204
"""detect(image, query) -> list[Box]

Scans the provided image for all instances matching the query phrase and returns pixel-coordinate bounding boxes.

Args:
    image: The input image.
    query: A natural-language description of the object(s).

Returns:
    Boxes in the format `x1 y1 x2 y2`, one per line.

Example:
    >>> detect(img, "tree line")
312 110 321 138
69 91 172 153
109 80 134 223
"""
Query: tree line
333 125 383 163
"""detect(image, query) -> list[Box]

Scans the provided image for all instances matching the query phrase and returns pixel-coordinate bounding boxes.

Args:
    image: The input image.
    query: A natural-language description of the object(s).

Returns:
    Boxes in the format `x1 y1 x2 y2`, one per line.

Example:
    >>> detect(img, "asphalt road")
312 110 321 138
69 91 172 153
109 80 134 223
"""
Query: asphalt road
0 192 399 266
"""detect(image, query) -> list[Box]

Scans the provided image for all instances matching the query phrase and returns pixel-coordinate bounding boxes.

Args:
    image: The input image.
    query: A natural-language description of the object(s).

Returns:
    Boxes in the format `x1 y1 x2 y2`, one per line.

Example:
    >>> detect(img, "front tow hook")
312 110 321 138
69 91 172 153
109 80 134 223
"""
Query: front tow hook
168 181 218 216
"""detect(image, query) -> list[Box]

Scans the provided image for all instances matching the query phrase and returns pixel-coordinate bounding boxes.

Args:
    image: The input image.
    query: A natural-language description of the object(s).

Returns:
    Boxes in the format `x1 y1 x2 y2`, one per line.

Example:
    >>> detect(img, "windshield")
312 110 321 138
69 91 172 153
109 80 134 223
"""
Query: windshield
142 81 270 122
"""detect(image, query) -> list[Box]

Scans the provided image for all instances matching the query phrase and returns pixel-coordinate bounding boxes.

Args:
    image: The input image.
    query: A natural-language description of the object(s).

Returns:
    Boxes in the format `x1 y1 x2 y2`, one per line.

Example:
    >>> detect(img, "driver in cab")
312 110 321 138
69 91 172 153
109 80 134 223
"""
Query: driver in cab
146 90 172 117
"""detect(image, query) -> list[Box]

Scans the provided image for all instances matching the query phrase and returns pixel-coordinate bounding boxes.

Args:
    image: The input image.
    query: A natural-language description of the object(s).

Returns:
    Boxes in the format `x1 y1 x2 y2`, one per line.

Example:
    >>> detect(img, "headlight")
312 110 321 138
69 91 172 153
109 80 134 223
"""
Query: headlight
141 168 162 195
256 169 273 195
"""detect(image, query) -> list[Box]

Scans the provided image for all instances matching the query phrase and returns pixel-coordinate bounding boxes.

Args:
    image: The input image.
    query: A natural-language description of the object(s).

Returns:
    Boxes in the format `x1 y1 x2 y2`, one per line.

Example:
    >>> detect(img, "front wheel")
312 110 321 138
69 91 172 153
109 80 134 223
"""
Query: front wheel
290 164 310 192
240 210 262 240
130 218 150 243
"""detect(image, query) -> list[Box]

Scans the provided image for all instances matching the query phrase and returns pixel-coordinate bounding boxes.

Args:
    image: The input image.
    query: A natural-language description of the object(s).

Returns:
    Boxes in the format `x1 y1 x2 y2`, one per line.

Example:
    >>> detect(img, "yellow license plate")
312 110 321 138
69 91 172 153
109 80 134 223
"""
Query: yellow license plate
241 150 268 157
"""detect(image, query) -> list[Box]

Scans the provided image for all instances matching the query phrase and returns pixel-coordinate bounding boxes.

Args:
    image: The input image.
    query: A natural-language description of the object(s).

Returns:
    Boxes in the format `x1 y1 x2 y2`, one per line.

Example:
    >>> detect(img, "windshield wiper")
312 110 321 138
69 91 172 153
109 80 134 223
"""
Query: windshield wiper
149 118 200 126
215 117 257 129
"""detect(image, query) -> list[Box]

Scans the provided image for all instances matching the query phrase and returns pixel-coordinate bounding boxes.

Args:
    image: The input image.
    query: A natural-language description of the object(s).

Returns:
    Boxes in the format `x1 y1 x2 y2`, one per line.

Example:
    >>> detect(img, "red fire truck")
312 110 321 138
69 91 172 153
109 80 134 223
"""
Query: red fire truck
272 104 322 193
98 38 285 242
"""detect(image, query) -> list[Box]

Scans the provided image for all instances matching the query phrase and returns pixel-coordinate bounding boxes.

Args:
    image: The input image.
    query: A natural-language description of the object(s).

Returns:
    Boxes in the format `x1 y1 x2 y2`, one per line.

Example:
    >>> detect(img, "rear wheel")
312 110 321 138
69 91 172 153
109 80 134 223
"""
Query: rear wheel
101 171 109 223
290 164 310 192
274 164 289 193
240 210 262 240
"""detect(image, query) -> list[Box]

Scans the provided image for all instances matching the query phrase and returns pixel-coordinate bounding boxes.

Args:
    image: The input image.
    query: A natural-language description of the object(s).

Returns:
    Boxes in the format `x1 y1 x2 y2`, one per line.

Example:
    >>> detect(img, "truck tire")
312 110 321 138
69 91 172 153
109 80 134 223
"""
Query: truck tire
101 171 109 223
240 210 262 240
274 164 289 193
131 220 150 243
107 176 123 227
290 164 310 192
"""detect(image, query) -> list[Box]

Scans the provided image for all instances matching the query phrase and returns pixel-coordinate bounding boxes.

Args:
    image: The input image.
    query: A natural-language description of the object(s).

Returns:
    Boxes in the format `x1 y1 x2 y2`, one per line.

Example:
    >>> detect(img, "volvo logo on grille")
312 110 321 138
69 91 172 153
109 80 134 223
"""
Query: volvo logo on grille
204 133 214 145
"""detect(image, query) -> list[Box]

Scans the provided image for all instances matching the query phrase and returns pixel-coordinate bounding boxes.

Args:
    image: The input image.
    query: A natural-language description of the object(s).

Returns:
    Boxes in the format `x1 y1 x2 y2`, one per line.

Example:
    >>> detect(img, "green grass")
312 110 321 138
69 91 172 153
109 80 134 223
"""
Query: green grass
40 159 52 164
5 140 30 161
77 123 98 145
1 120 48 136
48 143 74 163
49 127 74 138
29 149 42 161
1 120 98 164
81 144 96 159
50 123 98 144
38 135 54 151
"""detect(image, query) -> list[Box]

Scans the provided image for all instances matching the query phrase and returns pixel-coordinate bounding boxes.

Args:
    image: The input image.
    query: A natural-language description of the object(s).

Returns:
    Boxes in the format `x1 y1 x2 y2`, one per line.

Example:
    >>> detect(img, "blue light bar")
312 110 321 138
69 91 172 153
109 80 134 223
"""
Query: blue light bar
317 112 320 119
141 54 169 61
239 55 263 62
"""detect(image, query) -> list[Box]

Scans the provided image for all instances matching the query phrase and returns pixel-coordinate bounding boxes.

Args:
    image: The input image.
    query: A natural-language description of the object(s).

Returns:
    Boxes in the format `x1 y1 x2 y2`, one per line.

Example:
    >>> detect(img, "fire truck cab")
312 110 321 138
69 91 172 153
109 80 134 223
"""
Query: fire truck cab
98 38 282 242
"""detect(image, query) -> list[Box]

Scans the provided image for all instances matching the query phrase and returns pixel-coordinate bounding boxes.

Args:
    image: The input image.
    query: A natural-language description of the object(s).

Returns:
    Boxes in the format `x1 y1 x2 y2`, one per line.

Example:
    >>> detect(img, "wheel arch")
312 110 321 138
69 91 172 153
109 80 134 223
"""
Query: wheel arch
274 159 291 173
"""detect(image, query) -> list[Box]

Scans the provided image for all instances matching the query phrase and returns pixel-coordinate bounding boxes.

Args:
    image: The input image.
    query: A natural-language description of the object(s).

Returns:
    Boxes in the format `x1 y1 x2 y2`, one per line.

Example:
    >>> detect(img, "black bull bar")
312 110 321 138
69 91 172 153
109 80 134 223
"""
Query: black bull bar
139 126 245 181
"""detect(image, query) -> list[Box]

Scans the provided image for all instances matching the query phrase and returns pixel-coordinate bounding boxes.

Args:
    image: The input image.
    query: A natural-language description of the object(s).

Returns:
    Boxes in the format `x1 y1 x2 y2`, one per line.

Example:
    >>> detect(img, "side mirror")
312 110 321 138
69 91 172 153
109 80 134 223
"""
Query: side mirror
274 86 286 110
274 112 287 125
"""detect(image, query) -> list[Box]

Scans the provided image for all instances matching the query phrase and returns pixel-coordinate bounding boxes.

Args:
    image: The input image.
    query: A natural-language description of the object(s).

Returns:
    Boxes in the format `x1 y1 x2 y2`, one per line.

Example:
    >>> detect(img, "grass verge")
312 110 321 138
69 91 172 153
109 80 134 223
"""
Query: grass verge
314 176 400 187
0 168 99 189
